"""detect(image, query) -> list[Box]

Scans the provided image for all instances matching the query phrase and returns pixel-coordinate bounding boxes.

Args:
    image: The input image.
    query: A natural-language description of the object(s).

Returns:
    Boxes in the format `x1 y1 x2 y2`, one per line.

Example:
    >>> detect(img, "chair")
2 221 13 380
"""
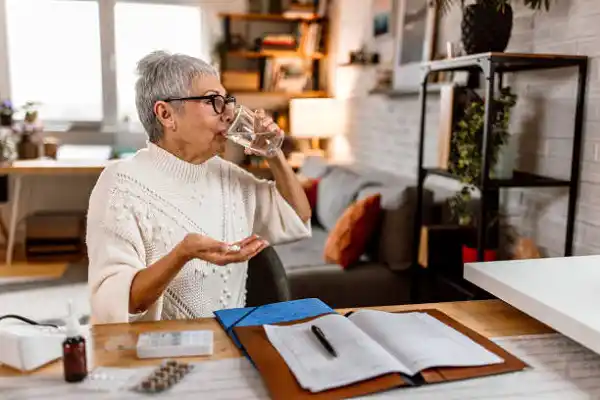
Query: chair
245 246 291 307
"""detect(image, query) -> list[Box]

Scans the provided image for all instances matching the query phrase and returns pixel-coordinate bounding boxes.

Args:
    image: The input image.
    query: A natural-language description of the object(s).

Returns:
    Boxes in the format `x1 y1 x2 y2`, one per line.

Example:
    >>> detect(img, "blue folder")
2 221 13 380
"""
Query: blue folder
214 298 335 349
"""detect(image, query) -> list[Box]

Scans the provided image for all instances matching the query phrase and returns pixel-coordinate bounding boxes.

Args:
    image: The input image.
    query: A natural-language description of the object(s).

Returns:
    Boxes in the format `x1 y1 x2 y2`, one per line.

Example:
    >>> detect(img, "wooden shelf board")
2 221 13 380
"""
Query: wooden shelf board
227 50 324 59
339 62 378 67
231 90 328 98
219 12 324 22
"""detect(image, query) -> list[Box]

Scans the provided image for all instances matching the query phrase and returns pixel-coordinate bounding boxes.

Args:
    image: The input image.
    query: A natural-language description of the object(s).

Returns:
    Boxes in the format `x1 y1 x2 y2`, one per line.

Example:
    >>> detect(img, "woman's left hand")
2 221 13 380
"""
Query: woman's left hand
246 109 284 158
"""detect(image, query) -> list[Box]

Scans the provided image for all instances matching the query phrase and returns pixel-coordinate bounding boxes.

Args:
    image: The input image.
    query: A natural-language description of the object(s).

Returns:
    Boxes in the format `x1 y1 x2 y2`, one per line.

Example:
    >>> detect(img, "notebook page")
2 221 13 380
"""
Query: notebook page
264 313 411 393
348 310 504 376
356 334 600 399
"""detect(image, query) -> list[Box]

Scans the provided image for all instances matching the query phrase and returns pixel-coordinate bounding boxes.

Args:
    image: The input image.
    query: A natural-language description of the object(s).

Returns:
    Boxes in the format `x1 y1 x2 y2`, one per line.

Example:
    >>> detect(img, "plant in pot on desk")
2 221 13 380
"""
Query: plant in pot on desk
15 101 43 160
434 0 551 54
448 87 517 263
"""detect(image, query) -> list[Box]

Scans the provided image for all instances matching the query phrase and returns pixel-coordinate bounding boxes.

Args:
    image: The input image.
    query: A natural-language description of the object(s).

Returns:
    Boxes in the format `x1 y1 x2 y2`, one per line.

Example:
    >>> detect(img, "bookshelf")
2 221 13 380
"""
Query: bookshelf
217 9 329 99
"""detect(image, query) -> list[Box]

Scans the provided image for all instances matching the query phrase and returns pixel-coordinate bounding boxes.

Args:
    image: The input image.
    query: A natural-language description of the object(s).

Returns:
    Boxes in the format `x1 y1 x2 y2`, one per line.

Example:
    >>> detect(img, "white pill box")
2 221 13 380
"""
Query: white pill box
136 330 214 359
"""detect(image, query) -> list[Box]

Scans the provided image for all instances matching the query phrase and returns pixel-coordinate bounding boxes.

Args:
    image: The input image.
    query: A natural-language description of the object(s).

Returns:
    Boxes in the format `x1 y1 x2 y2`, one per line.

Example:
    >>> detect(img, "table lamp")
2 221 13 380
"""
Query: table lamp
289 98 345 154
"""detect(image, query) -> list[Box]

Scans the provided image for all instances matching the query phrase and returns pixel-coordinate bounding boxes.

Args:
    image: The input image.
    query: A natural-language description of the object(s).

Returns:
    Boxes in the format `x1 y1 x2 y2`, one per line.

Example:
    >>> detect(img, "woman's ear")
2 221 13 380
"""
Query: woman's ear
154 101 176 131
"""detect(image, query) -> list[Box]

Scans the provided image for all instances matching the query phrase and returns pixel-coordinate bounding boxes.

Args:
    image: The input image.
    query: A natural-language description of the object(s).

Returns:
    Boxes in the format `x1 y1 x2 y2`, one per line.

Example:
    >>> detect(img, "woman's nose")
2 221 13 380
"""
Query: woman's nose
222 107 234 123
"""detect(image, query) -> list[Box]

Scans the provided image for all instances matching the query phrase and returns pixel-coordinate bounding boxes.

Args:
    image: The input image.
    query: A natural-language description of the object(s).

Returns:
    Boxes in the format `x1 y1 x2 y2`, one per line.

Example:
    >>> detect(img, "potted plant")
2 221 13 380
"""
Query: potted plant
448 86 517 262
15 101 42 160
0 100 14 127
434 0 552 55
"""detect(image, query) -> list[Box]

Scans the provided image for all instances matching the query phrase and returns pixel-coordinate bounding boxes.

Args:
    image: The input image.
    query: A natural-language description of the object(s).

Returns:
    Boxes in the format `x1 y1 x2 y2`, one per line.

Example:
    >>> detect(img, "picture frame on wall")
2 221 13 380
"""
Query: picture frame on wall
372 0 394 38
392 0 438 90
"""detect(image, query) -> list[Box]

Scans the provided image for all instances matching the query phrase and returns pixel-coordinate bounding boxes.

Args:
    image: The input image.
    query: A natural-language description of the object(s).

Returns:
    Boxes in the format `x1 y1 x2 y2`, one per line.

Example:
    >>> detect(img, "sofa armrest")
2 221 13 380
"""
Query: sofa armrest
286 263 411 308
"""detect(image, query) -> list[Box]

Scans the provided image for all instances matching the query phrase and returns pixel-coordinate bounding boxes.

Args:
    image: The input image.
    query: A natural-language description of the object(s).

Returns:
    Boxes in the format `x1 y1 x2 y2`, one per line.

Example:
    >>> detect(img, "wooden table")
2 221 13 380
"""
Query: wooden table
0 159 110 266
0 299 553 378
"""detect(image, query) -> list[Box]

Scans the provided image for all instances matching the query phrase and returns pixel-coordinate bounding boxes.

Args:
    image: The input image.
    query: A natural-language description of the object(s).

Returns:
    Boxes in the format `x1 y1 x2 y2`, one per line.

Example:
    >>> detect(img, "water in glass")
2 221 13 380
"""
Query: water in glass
226 105 283 157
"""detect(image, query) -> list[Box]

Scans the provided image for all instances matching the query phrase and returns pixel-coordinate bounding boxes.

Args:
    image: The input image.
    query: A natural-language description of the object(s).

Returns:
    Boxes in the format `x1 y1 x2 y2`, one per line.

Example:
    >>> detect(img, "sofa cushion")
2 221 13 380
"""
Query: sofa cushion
274 226 330 271
356 184 434 271
316 166 368 231
324 194 382 268
379 187 431 271
299 155 330 179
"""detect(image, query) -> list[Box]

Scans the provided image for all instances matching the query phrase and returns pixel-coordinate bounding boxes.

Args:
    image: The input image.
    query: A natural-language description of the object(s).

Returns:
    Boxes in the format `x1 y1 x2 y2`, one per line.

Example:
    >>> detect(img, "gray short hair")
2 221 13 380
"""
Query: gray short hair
135 51 219 143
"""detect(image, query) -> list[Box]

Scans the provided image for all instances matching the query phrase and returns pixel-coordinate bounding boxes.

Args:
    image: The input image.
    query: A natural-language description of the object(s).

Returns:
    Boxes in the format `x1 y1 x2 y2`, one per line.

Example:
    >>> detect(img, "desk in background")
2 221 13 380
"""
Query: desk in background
0 159 109 266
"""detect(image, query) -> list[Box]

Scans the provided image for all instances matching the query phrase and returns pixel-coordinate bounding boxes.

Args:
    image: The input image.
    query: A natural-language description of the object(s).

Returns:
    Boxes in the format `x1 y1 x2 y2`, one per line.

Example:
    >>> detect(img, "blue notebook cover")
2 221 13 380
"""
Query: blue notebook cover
214 298 335 349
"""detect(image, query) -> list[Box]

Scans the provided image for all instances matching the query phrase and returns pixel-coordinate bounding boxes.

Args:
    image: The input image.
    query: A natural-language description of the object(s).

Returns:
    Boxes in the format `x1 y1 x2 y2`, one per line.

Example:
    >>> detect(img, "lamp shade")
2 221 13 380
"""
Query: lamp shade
289 98 345 139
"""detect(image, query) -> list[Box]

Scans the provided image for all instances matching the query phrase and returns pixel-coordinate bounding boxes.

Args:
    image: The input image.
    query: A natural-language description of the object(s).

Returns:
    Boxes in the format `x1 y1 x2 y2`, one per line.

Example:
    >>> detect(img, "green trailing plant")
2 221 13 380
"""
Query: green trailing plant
448 87 517 227
434 0 552 15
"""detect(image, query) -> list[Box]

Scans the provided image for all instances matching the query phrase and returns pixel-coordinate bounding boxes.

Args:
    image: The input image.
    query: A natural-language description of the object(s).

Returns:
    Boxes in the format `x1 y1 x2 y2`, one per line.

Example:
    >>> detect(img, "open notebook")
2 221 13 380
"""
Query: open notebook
233 308 528 399
264 310 504 393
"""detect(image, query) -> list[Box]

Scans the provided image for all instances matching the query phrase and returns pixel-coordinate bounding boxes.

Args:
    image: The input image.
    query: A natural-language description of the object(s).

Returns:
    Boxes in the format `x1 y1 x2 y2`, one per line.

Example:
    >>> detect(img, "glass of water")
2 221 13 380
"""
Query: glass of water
226 105 284 157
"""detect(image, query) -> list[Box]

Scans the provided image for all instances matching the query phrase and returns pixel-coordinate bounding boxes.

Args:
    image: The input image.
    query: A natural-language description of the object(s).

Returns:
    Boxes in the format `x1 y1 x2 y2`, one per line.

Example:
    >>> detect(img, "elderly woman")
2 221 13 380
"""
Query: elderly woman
87 51 311 324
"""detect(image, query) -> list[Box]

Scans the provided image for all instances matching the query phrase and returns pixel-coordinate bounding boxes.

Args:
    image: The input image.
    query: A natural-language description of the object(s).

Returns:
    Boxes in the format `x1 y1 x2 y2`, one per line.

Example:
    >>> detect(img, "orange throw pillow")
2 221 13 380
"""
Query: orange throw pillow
324 194 382 269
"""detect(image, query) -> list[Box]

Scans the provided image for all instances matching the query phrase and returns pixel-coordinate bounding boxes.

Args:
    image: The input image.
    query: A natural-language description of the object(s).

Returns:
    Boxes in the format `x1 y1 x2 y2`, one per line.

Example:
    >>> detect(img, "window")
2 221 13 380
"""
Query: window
114 2 204 124
1 0 208 129
5 0 103 121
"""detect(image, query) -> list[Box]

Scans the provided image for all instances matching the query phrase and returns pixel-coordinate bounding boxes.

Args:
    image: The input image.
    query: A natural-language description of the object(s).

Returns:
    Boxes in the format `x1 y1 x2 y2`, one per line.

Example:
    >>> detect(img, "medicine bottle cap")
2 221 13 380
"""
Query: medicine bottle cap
65 300 81 338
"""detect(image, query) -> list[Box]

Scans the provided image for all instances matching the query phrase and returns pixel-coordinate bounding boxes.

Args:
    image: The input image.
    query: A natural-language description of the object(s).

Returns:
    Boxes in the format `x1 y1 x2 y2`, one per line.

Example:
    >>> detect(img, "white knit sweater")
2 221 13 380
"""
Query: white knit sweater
86 143 311 325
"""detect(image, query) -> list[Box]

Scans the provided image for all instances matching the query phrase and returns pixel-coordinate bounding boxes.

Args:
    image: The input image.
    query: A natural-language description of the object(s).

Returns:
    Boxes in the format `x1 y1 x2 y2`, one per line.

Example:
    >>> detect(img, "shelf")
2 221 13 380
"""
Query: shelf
370 83 451 97
425 168 571 189
338 62 378 67
227 50 325 59
231 90 328 98
219 13 324 22
424 52 588 73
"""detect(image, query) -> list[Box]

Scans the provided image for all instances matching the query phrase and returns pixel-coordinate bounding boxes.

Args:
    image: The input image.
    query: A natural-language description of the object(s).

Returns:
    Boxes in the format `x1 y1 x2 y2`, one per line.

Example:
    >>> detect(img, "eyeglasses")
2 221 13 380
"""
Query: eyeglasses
162 94 236 115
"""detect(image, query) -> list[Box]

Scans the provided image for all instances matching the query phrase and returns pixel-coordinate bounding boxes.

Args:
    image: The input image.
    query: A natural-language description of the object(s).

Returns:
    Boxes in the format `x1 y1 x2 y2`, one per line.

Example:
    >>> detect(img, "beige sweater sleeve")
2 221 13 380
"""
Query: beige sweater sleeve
229 162 311 245
86 170 162 325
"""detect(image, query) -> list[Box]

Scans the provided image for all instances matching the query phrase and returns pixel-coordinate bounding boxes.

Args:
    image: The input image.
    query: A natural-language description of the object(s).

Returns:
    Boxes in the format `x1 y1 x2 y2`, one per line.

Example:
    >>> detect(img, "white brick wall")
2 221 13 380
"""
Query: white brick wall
330 0 600 257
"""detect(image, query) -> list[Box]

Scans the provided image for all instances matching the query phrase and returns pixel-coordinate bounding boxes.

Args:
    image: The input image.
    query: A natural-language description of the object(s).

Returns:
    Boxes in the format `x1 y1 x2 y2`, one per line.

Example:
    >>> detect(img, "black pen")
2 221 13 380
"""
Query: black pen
311 325 337 357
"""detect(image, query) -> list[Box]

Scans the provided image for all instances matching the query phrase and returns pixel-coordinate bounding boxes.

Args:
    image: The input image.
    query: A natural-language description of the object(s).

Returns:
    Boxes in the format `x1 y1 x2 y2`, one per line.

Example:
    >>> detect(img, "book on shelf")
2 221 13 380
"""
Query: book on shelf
283 0 316 19
233 308 528 399
262 57 313 93
260 34 297 51
298 23 322 56
282 0 329 18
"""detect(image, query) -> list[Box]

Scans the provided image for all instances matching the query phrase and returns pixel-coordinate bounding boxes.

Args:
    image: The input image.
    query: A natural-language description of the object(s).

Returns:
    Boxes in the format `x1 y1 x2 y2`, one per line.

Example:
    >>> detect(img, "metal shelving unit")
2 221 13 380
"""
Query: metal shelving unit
411 52 589 302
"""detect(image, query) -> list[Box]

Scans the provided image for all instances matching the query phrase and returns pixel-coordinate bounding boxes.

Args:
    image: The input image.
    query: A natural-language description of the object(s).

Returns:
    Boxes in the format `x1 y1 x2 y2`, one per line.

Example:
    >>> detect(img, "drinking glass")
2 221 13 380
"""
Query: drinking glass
226 105 284 157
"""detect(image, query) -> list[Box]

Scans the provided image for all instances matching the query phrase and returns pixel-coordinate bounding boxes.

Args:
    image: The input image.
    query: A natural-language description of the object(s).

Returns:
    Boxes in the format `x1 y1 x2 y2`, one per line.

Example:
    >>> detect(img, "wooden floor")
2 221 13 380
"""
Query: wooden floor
0 244 84 279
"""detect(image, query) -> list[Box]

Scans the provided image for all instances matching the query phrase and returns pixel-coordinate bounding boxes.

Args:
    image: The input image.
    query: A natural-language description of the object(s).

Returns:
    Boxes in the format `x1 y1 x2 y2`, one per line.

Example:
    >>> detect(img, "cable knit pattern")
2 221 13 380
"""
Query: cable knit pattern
86 142 311 325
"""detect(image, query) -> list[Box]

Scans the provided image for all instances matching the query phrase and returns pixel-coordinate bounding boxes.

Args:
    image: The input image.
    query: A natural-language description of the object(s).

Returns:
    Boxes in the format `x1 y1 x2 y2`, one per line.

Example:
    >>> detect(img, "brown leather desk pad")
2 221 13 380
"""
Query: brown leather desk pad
233 309 528 400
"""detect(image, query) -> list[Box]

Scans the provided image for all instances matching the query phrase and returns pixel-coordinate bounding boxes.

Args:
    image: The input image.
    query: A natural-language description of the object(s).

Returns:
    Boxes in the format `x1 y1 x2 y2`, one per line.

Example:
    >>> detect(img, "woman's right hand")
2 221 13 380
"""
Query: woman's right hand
178 233 269 266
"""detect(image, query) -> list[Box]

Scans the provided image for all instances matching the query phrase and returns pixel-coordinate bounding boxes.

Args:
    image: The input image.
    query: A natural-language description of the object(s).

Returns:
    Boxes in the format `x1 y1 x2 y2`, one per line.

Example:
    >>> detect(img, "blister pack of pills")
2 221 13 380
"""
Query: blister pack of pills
131 360 194 393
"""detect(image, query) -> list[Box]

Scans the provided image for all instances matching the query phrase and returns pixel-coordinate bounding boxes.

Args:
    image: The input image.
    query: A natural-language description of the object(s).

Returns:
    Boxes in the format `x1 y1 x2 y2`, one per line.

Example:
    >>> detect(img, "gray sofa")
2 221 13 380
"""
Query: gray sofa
273 156 456 309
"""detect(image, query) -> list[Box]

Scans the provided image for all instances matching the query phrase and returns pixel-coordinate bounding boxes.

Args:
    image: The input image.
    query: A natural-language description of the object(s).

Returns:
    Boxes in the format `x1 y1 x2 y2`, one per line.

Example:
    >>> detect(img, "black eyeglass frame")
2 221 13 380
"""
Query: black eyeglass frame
162 94 236 115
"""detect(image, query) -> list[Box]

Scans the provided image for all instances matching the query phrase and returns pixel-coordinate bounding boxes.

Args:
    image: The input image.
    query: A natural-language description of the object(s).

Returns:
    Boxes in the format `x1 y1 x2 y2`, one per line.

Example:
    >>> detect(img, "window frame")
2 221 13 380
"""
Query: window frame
0 0 208 133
